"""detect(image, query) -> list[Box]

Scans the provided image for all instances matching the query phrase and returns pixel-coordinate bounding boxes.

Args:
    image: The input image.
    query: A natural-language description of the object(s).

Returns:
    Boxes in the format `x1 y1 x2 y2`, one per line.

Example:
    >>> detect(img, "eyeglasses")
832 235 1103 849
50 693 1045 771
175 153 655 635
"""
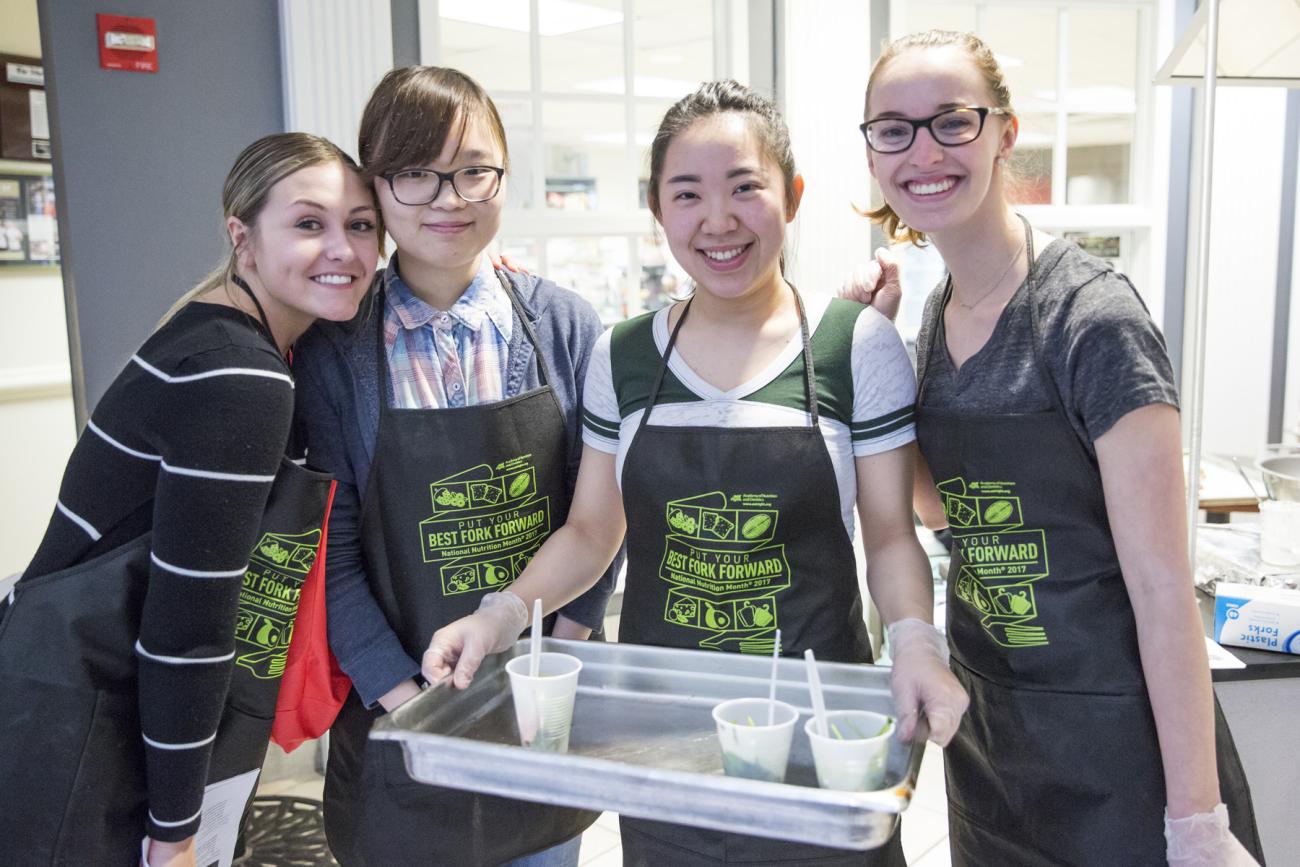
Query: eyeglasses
860 107 1013 154
382 165 505 205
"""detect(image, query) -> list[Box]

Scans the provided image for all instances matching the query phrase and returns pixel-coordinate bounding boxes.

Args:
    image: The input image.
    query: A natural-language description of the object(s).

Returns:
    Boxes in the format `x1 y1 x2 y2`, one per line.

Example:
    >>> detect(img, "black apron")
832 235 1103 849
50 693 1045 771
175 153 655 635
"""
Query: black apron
616 292 904 866
0 285 331 867
0 457 332 867
323 282 597 867
916 218 1263 866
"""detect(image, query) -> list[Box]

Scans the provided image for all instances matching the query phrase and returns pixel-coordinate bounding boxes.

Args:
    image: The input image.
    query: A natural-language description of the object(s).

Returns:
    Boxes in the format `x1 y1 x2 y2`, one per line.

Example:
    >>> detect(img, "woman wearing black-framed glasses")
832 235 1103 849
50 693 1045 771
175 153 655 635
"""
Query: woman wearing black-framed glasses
847 30 1262 867
293 66 620 867
860 105 1013 154
380 164 506 206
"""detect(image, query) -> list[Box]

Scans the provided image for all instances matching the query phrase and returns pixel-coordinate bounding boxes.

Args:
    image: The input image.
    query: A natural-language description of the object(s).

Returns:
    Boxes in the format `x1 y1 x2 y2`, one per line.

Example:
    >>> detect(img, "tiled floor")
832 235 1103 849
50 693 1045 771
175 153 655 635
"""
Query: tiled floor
899 740 952 866
575 812 624 867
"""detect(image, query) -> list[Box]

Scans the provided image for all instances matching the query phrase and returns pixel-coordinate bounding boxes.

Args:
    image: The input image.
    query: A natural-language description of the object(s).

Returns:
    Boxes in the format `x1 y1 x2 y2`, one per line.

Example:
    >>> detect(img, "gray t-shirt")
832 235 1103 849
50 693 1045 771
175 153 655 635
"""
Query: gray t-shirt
915 239 1179 456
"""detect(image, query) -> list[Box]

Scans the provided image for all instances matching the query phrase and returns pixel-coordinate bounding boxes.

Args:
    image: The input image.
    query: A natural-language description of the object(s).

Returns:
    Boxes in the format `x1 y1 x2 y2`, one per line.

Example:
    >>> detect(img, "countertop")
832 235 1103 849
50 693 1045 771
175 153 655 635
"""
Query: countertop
1192 522 1300 682
1198 589 1300 683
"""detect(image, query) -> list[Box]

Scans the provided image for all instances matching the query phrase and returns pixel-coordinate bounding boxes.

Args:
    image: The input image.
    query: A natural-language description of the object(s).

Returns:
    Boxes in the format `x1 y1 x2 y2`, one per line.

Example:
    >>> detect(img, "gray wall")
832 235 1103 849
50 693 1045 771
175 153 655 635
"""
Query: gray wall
38 0 284 422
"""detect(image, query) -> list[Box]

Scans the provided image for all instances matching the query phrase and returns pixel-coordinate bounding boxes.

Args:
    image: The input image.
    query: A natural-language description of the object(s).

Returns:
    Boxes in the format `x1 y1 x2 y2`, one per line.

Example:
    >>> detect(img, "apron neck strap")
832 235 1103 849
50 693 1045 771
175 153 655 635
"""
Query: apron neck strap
634 297 691 438
636 284 819 438
792 286 819 427
375 287 393 403
1019 214 1060 413
493 269 554 388
918 213 1036 404
231 273 280 355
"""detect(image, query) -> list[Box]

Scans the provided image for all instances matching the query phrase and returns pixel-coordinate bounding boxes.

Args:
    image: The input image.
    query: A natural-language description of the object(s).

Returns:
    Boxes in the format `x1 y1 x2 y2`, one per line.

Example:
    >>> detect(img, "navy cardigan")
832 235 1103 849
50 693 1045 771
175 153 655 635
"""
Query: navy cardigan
295 266 620 706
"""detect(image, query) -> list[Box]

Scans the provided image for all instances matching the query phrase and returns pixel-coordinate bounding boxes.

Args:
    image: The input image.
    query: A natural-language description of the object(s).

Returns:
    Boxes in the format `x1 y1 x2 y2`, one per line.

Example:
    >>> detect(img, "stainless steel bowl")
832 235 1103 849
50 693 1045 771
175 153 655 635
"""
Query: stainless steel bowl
1258 454 1300 501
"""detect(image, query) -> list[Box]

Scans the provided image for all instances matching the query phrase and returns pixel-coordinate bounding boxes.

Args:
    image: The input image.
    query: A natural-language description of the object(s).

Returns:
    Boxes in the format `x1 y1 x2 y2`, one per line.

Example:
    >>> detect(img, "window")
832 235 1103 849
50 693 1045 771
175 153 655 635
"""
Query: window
422 0 741 322
886 0 1157 339
902 1 1143 208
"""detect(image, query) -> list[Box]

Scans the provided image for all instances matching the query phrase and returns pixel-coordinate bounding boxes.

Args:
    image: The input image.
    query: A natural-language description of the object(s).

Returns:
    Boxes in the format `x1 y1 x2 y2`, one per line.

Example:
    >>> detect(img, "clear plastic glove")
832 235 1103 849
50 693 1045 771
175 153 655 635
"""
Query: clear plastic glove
1165 804 1260 866
839 247 902 322
886 618 968 746
422 591 529 689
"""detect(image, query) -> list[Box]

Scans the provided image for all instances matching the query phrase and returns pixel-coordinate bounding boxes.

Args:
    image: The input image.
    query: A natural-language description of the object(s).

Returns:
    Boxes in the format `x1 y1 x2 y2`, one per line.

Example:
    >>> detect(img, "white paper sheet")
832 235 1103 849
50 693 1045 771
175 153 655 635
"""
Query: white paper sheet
193 768 260 867
28 90 49 141
1205 636 1246 669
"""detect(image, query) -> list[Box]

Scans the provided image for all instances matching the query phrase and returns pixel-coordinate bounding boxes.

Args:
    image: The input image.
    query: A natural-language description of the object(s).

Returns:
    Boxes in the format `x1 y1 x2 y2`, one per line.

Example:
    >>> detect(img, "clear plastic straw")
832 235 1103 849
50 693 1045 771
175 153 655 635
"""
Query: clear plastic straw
767 629 781 725
529 598 542 678
804 648 828 737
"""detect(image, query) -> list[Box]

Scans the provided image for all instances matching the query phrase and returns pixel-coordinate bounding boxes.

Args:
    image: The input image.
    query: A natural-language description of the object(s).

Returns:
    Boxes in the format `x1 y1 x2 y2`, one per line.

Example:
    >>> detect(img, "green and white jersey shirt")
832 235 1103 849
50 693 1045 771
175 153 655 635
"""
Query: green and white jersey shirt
582 295 916 537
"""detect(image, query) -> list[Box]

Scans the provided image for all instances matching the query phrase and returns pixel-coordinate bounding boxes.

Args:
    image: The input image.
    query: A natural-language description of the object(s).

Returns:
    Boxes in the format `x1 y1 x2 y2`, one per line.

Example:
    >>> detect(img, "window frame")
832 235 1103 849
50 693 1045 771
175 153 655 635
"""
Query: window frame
885 0 1163 329
893 0 1157 216
419 0 740 319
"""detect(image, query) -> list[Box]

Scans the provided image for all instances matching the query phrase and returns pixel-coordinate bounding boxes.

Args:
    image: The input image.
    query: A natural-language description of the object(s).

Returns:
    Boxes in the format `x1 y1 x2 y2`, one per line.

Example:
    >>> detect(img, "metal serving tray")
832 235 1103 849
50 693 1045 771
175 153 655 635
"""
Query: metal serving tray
371 638 927 851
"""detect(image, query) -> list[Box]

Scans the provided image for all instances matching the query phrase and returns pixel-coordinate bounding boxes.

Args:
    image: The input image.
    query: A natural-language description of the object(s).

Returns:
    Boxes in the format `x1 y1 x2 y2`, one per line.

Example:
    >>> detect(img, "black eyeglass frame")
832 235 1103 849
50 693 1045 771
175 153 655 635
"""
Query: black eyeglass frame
859 106 1013 154
381 165 506 205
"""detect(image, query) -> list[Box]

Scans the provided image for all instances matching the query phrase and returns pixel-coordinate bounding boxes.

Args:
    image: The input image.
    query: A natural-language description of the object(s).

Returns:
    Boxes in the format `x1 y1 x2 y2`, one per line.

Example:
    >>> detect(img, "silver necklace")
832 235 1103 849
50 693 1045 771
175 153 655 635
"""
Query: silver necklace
953 237 1027 311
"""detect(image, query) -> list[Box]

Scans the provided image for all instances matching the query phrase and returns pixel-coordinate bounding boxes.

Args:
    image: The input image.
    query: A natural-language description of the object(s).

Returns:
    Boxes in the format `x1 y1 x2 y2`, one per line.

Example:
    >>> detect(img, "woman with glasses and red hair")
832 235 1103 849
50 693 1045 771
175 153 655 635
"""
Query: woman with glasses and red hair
850 30 1263 866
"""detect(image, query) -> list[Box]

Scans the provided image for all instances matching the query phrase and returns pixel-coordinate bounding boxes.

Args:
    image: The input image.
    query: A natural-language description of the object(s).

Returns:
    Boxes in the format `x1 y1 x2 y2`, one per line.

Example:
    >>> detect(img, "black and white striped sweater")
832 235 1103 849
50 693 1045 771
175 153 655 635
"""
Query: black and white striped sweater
21 301 295 842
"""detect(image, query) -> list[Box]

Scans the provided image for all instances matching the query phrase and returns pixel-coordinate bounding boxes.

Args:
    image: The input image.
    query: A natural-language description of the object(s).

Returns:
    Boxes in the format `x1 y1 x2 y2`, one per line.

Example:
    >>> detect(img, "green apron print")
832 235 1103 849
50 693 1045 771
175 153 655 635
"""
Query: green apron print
323 282 596 867
0 456 332 867
355 287 570 656
214 459 333 782
616 291 902 866
937 476 1051 649
418 456 550 599
236 526 322 680
915 217 1262 866
660 490 787 652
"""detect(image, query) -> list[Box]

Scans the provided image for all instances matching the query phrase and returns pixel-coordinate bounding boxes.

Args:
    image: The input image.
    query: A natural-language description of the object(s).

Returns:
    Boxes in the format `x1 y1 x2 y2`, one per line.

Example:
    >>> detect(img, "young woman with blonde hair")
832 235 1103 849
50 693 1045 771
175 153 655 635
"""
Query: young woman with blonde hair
0 132 378 867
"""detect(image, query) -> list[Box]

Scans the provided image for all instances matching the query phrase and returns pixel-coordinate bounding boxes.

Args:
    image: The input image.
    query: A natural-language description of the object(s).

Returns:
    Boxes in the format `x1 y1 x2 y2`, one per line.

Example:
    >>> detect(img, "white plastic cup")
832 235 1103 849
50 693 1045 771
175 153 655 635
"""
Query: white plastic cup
505 652 582 753
804 710 894 792
711 697 798 783
1260 500 1300 566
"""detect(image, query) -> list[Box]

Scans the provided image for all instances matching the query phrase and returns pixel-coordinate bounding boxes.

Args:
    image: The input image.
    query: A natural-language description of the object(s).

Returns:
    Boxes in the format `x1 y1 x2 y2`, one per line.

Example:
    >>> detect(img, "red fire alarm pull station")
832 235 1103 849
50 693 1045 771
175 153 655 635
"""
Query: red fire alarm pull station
97 14 158 73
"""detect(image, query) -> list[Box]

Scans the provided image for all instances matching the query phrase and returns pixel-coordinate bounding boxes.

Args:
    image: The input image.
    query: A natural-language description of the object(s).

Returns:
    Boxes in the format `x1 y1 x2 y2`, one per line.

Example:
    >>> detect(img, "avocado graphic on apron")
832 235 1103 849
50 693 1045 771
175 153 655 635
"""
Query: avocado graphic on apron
914 217 1262 865
616 290 902 866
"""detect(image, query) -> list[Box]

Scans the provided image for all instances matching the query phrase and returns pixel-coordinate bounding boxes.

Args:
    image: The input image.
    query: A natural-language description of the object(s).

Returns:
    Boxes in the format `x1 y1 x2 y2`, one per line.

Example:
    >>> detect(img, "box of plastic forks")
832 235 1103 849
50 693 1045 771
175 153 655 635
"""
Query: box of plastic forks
1213 582 1300 655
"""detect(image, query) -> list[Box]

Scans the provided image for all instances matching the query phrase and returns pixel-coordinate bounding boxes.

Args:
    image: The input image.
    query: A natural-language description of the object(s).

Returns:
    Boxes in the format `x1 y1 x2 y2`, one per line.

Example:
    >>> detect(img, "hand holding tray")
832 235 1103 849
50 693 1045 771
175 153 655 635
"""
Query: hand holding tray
371 638 928 851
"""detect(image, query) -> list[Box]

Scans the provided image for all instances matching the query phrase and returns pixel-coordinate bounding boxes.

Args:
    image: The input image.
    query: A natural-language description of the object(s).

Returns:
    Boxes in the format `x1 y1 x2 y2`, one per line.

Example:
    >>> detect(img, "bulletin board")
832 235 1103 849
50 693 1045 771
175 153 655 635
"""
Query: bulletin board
0 173 58 264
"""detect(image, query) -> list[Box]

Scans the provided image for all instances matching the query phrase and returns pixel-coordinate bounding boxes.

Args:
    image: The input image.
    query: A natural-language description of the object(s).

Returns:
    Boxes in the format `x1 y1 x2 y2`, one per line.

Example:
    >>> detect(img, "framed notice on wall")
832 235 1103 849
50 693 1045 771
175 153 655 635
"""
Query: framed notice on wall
0 173 58 264
0 55 49 160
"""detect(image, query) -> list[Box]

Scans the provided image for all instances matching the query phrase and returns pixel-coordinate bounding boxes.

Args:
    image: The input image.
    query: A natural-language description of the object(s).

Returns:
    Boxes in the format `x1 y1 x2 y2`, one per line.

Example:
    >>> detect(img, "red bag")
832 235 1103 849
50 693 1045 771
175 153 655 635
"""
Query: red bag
272 480 352 752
